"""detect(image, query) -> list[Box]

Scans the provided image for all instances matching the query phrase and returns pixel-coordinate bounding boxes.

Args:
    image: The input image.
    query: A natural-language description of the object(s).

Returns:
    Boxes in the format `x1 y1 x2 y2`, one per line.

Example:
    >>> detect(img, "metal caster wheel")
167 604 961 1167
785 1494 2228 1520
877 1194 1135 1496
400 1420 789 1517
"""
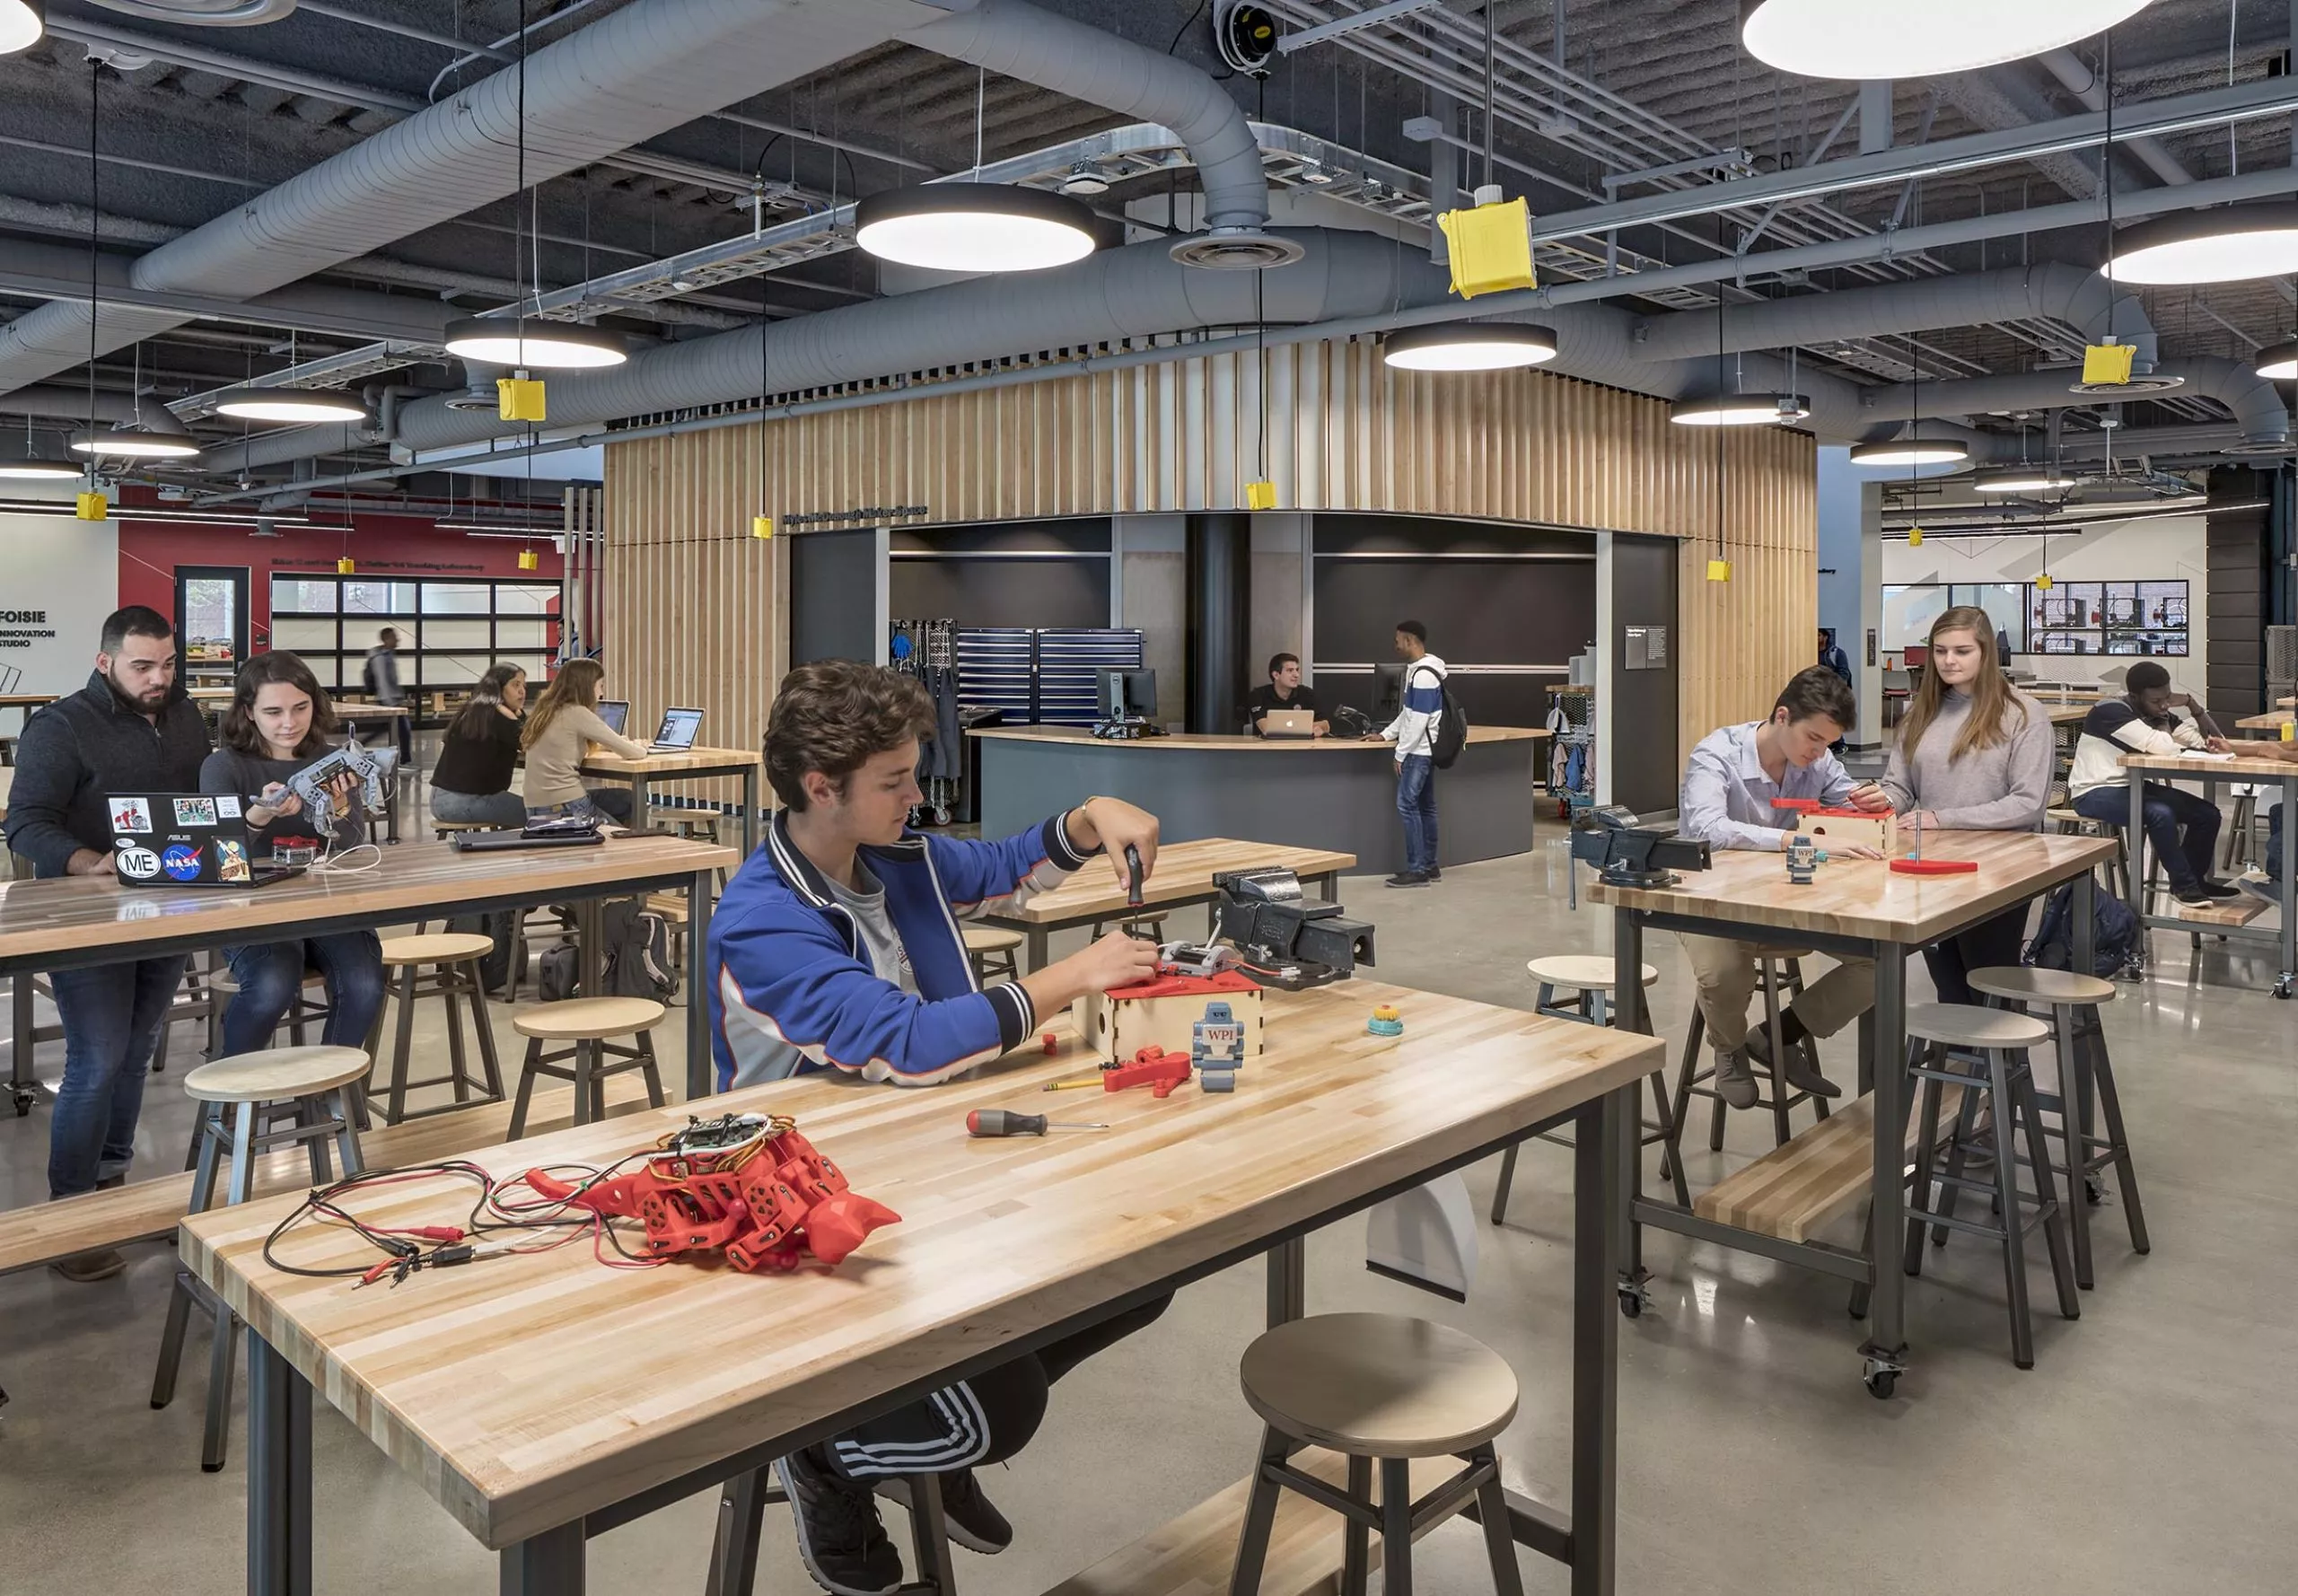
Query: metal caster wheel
2275 977 2294 1001
932 804 952 826
12 1090 32 1118
1863 1354 1904 1399
2085 1175 2106 1206
1617 1276 1649 1320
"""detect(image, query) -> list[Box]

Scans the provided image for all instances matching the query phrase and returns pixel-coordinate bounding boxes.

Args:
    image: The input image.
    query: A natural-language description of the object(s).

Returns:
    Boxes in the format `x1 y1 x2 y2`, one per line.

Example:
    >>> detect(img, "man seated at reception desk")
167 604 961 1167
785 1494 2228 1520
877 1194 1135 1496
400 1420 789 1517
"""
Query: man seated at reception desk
1247 653 1329 738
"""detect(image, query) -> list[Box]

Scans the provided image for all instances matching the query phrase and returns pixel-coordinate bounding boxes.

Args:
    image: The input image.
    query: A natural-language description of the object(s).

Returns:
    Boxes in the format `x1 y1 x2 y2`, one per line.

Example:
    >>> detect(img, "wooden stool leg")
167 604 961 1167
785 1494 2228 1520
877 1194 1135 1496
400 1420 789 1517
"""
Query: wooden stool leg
1340 1454 1372 1596
1471 1445 1525 1596
509 1036 544 1140
1227 1428 1289 1596
2088 1023 2149 1255
1378 1457 1414 1596
384 962 419 1124
637 1031 667 1109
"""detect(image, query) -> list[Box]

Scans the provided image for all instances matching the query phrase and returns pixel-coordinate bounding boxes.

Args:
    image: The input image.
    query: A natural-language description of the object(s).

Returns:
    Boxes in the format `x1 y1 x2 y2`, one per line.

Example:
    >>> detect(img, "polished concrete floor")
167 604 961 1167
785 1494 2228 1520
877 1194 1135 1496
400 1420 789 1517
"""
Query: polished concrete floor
2 825 2294 1593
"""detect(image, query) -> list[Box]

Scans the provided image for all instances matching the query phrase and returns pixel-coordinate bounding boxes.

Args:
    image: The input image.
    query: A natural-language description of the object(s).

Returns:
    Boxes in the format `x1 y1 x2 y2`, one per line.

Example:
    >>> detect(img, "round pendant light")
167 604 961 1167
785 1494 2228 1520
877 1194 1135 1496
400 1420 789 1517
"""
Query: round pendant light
2254 339 2298 381
215 389 368 424
854 183 1098 274
1740 0 2157 80
1850 437 1969 468
0 0 42 57
0 447 79 479
70 425 202 460
1974 467 2078 494
2101 203 2298 285
1670 392 1813 426
442 318 626 370
1382 322 1559 372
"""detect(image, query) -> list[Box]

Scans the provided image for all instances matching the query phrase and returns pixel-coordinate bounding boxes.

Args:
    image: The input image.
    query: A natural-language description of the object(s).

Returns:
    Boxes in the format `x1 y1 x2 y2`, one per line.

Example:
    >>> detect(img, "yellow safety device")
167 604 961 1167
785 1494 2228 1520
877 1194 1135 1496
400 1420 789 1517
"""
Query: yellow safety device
751 514 775 539
516 548 539 572
2081 341 2136 386
1244 478 1277 510
2282 719 2293 743
497 377 547 423
338 557 355 574
1907 527 1923 548
74 491 107 522
1436 196 1535 300
2037 573 2054 592
1706 557 1732 583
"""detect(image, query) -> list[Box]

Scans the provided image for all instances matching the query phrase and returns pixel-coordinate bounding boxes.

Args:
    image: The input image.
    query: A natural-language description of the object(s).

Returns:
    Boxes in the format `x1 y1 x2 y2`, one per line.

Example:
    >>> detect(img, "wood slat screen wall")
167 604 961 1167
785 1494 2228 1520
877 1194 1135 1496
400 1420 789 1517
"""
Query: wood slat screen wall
601 339 1815 771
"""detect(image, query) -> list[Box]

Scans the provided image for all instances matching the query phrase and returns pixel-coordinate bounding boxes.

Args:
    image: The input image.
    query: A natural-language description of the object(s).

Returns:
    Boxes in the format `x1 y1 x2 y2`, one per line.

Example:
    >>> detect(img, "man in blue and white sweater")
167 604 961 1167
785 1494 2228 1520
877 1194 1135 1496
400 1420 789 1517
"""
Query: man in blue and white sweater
1368 618 1447 888
709 659 1169 1596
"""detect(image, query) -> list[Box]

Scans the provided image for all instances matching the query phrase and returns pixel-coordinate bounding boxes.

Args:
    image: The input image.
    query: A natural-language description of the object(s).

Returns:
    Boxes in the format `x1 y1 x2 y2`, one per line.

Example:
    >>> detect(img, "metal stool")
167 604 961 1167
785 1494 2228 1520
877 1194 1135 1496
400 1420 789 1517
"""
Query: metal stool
1230 1313 1522 1596
507 995 669 1136
1493 956 1684 1219
1666 949 1831 1162
373 932 504 1123
151 1045 369 1472
962 924 1024 983
1966 967 2148 1292
1900 1003 2081 1369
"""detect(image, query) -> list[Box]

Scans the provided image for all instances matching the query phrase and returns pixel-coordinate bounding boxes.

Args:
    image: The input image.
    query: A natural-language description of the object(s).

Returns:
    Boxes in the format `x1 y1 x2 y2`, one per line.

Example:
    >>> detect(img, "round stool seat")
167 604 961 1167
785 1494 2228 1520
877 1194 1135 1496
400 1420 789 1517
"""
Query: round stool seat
184 1046 371 1104
1966 966 2116 1007
379 932 495 966
962 925 1024 953
1905 1002 2051 1051
512 996 668 1040
1526 955 1658 992
1240 1313 1519 1459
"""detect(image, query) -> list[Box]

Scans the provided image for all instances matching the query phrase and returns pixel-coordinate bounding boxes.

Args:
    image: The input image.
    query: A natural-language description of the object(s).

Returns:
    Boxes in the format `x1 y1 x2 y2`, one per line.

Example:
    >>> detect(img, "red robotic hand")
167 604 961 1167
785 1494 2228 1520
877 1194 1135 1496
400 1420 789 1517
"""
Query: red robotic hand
526 1113 900 1273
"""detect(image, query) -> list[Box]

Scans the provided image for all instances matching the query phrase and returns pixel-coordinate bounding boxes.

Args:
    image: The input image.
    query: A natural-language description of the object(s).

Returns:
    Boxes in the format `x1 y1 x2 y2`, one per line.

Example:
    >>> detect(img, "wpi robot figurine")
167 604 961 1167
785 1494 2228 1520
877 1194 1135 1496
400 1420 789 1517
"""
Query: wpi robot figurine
524 1113 900 1273
1785 832 1820 885
1191 1001 1245 1092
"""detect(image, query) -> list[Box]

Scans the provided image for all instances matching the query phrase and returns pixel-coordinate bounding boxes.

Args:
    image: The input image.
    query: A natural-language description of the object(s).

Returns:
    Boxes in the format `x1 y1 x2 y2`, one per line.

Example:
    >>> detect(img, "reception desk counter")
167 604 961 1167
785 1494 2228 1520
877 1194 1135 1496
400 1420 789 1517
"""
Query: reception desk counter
971 725 1549 876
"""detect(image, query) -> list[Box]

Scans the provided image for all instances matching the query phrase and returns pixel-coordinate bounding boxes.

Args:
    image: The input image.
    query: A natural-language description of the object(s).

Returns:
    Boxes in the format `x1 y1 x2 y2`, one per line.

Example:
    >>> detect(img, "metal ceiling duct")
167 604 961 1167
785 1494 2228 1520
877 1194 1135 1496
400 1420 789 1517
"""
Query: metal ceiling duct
1850 359 2290 448
0 0 954 401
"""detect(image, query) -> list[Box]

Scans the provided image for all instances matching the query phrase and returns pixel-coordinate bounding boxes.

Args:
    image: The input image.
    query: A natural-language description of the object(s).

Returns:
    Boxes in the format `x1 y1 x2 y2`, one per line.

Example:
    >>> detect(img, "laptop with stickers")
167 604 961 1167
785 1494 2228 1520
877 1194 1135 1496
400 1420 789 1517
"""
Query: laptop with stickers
105 793 306 889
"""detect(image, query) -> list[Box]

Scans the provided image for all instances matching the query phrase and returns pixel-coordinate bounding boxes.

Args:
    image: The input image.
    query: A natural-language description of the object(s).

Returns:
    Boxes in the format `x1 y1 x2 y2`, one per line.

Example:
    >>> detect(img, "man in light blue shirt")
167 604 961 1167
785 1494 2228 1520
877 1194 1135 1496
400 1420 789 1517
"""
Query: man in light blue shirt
1679 668 1892 1109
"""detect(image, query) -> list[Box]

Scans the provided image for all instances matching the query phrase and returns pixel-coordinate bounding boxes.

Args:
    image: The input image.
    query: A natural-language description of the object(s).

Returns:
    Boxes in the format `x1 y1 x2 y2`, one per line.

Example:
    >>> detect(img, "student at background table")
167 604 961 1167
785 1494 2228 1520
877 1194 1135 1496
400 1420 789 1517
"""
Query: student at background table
1679 667 1891 1108
519 657 643 826
710 658 1170 1596
200 652 385 1059
429 662 528 829
2066 660 2237 907
1879 606 2054 1004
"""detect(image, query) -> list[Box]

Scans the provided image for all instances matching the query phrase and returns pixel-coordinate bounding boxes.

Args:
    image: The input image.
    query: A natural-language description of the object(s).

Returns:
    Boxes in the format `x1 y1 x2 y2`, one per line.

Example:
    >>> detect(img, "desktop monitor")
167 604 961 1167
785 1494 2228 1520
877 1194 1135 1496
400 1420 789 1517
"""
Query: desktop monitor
1100 668 1157 721
1373 662 1406 718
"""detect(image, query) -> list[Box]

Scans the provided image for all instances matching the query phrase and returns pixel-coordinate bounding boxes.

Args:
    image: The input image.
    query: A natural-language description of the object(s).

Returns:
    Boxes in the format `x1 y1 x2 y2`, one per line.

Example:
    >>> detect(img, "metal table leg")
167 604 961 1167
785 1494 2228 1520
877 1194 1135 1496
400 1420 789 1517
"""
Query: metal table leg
1267 1237 1306 1328
2280 772 2297 999
741 766 759 857
1859 945 1908 1397
705 1469 770 1596
10 971 34 1114
501 1521 585 1595
2127 766 2147 959
1608 908 1648 1309
1569 1086 1623 1596
1026 926 1049 972
630 774 653 834
688 868 715 1101
247 1334 311 1596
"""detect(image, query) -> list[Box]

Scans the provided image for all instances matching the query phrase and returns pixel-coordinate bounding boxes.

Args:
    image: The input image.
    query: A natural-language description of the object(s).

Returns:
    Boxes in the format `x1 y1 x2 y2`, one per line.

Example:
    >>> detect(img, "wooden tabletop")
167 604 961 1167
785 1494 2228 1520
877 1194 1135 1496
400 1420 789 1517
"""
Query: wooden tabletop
969 725 1548 752
1591 829 2117 944
0 693 55 708
993 837 1356 925
581 744 762 775
179 977 1660 1549
0 834 738 964
2120 750 2298 780
2046 705 2090 725
2235 711 2293 732
332 700 415 718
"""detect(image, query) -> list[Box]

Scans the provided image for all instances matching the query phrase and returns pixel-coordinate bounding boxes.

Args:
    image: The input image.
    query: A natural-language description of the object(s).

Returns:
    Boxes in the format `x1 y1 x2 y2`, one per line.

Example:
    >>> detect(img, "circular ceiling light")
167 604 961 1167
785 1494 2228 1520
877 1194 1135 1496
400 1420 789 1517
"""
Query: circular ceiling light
1669 392 1813 426
1850 437 1970 468
442 318 626 370
854 183 1099 274
1056 163 1110 197
0 447 80 480
1382 323 1559 372
1740 0 2157 80
70 425 202 460
1 0 43 55
2101 203 2298 285
2256 339 2298 381
215 390 367 424
1974 467 2078 494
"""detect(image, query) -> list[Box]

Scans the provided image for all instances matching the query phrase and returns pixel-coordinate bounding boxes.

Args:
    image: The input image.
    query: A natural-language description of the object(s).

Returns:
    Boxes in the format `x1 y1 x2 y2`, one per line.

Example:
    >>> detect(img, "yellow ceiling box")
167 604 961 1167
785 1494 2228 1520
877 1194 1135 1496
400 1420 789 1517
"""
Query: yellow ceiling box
2081 340 2136 387
74 491 107 521
751 514 775 539
1706 557 1732 583
516 548 539 571
1436 192 1535 300
338 556 355 574
497 376 547 423
1244 478 1277 510
1907 526 1923 548
2037 572 2053 591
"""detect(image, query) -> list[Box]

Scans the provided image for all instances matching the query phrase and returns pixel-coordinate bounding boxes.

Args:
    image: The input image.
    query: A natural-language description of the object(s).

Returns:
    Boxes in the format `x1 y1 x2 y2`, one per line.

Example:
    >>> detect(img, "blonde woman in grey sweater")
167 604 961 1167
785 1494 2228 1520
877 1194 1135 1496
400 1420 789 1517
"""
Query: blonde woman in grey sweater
520 657 648 825
1879 607 2054 1004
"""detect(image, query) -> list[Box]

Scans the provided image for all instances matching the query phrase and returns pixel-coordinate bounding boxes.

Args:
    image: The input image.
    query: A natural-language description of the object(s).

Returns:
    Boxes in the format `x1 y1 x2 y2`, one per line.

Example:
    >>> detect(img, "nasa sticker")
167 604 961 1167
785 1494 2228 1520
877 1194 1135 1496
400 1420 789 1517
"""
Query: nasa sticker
115 844 162 881
161 844 204 881
110 797 152 835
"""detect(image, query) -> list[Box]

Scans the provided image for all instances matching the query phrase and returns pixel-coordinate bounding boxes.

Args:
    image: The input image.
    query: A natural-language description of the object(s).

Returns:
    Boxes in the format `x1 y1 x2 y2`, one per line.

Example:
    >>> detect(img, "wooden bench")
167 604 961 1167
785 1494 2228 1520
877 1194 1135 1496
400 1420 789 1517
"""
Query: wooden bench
1692 1084 1966 1244
1040 1449 1453 1596
2149 891 2268 929
0 1076 663 1278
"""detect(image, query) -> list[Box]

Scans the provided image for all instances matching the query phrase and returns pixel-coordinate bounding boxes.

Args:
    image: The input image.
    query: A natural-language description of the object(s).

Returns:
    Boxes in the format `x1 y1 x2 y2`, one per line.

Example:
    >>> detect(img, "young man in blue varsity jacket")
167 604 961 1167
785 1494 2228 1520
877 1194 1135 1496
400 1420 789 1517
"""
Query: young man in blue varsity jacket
709 658 1169 1596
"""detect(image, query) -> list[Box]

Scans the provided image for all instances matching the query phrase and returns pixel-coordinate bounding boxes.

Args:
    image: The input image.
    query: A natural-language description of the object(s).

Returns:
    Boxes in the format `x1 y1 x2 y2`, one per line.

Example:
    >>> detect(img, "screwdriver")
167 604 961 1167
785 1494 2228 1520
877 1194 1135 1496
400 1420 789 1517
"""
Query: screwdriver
967 1109 1110 1137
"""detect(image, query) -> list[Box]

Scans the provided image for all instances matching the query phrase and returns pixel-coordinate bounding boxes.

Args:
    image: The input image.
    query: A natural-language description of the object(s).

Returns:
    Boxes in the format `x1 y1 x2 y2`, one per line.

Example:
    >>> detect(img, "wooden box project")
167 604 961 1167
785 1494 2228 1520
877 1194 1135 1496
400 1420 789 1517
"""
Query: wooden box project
1072 970 1266 1064
1794 807 1896 854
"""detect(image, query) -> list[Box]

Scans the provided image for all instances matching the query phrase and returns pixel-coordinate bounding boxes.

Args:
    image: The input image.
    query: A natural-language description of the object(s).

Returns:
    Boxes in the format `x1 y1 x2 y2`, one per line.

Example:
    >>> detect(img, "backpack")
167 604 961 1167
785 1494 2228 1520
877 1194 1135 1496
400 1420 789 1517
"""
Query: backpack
445 909 524 995
537 943 580 1003
2024 878 2139 978
1429 679 1469 769
360 652 379 697
601 898 680 1001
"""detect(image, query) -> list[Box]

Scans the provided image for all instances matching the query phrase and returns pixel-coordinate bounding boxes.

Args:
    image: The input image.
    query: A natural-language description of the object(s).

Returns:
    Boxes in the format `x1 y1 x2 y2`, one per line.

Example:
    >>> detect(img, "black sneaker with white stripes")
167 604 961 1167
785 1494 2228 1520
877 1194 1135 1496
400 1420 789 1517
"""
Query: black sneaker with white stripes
874 1468 1014 1555
776 1447 905 1596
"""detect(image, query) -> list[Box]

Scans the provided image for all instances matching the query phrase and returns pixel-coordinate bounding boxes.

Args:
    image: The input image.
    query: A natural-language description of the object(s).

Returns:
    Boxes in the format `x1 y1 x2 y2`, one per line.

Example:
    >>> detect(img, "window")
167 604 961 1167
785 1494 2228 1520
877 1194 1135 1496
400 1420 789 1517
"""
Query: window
342 580 418 616
2028 580 2187 657
254 574 565 711
270 577 337 614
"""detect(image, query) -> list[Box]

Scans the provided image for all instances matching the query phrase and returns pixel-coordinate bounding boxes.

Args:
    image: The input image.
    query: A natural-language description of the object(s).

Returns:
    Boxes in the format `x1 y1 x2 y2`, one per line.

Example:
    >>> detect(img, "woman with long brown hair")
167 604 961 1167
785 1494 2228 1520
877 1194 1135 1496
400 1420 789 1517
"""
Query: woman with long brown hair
430 662 529 829
519 656 646 824
1879 606 2055 1002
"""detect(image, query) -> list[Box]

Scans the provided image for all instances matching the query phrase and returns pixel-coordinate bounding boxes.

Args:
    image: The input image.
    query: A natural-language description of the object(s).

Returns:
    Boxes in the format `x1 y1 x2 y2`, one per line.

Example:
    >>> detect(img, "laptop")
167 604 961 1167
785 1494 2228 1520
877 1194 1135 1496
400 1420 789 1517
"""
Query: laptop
1260 708 1318 739
596 698 631 735
649 706 704 752
106 794 305 889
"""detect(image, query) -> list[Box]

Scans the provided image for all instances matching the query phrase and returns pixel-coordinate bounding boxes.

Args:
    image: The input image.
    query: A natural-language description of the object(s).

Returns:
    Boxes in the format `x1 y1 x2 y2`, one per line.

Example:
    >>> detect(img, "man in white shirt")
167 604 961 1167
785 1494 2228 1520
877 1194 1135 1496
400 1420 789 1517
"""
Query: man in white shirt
1678 668 1892 1109
2067 661 2233 906
1368 619 1447 888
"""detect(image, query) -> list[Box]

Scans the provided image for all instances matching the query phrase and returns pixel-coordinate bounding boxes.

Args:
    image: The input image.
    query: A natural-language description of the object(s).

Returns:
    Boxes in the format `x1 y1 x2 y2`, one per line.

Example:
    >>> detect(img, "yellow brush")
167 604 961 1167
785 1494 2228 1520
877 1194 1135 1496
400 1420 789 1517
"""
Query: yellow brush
1041 1075 1107 1092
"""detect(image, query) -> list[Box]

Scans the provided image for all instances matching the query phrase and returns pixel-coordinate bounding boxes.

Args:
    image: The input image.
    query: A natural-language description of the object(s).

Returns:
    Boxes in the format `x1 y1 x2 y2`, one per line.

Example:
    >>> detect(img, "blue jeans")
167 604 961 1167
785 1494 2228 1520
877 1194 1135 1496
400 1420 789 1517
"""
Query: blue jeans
527 787 635 826
220 933 386 1059
1396 754 1438 876
2074 782 2220 892
48 955 185 1197
431 788 526 829
2266 803 2283 881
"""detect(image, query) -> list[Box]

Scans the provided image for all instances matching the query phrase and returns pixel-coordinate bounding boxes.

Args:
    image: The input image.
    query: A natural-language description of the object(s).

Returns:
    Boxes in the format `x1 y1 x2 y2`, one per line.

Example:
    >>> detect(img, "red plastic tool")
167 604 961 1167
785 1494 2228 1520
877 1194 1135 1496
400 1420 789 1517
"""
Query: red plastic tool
1102 1046 1193 1098
1890 858 1978 875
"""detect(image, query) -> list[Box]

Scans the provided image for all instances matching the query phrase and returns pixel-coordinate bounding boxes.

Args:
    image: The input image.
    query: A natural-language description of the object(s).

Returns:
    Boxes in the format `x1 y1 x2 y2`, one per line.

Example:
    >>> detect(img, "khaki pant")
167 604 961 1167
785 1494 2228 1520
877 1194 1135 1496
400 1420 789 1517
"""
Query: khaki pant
1679 934 1875 1051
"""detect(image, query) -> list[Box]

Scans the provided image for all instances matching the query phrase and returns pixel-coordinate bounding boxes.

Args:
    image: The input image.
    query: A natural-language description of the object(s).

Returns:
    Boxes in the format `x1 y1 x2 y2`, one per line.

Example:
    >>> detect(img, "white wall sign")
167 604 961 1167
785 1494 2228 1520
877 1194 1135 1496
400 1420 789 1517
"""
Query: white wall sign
0 504 121 696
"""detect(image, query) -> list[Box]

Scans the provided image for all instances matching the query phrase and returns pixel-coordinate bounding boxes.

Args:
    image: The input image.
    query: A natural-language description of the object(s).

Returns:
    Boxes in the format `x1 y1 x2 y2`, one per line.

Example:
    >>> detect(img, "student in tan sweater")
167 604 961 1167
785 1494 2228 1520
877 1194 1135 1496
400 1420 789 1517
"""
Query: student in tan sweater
1879 606 2055 1004
519 657 647 825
